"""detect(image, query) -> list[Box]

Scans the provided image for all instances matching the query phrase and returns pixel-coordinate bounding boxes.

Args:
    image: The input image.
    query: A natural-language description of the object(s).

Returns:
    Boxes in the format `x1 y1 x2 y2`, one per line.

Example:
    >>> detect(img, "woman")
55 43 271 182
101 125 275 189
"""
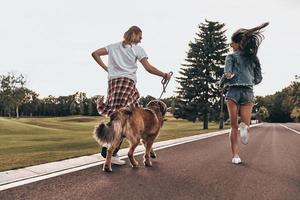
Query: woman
222 22 269 164
91 26 171 165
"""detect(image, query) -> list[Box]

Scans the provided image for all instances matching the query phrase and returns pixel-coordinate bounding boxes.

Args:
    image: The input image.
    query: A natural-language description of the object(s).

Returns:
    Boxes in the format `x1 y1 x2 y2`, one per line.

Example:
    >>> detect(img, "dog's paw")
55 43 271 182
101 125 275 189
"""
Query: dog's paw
129 159 138 167
128 155 139 167
130 161 139 168
150 151 157 159
143 160 152 167
102 164 112 172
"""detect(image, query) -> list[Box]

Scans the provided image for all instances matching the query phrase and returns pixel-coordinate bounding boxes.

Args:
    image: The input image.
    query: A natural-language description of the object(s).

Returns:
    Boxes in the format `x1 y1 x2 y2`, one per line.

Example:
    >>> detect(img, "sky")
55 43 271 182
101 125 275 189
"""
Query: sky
0 0 299 99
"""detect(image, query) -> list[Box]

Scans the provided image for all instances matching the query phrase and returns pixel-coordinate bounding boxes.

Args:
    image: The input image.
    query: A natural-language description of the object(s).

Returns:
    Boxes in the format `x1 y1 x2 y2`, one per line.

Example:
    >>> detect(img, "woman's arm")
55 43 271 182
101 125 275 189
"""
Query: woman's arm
253 57 262 85
91 48 109 72
224 54 235 79
140 58 171 80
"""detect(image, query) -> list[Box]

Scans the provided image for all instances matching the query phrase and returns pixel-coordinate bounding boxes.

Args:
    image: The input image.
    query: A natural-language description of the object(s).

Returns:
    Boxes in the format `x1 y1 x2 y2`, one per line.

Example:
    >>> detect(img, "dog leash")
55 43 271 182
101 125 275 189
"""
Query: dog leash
158 72 173 99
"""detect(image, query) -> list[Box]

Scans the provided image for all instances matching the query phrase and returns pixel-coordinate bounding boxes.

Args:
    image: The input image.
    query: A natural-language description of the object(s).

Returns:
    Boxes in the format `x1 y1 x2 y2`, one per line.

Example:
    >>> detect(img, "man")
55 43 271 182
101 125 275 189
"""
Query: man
91 26 171 165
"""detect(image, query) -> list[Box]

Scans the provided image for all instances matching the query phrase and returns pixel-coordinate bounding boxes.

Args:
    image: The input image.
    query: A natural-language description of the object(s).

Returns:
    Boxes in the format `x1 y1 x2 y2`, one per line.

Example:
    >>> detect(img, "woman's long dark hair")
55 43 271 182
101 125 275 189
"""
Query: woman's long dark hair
231 22 269 56
231 22 269 84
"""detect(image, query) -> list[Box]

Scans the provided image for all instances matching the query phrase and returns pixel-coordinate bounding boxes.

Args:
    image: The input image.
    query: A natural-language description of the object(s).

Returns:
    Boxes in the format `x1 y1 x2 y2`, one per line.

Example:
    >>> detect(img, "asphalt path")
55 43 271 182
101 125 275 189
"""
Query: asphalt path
1 123 300 200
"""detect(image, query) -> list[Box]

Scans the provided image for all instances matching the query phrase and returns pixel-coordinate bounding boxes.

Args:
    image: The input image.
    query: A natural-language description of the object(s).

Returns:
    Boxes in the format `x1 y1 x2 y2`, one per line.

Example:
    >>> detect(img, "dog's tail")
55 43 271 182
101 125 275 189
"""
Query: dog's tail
93 123 111 145
93 119 123 145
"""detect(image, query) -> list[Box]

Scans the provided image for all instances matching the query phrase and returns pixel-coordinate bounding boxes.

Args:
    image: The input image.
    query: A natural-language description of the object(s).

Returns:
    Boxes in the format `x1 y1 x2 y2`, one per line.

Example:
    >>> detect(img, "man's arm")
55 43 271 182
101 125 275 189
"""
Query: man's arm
140 58 171 80
91 48 109 72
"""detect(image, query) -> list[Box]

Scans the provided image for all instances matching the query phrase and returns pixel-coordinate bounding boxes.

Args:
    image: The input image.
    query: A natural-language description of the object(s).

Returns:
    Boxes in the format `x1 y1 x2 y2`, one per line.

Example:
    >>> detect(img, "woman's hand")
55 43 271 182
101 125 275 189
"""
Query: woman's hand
225 72 235 79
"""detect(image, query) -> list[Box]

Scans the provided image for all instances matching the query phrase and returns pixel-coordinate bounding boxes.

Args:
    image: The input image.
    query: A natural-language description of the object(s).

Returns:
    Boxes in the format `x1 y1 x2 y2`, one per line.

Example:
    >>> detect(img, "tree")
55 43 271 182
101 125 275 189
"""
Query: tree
57 96 71 116
287 77 300 122
0 72 27 117
255 80 300 122
13 87 27 118
43 95 59 116
288 79 300 108
69 101 78 115
257 106 269 122
69 92 85 115
161 96 176 108
88 96 98 116
290 107 300 122
139 95 155 107
75 92 88 115
175 20 229 129
19 90 39 116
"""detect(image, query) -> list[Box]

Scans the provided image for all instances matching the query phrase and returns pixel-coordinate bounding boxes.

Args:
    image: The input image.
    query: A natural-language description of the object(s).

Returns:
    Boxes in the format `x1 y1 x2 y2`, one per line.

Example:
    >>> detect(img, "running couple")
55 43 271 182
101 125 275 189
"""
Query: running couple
92 23 269 165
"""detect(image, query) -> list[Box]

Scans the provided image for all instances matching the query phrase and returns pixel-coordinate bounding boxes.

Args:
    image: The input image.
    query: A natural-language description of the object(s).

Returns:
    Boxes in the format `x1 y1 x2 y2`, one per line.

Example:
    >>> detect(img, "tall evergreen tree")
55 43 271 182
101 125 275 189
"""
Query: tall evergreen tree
175 20 229 129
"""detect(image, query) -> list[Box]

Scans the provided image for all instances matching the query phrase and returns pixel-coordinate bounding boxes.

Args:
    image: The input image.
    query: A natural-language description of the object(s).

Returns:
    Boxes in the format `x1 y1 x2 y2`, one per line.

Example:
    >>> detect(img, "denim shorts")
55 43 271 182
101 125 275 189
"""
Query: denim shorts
225 86 254 105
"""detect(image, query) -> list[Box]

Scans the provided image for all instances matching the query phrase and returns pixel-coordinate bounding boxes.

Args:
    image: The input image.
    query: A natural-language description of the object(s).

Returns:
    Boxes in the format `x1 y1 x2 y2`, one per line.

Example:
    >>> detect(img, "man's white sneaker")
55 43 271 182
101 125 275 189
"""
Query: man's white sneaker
111 156 126 165
239 122 249 145
232 157 242 164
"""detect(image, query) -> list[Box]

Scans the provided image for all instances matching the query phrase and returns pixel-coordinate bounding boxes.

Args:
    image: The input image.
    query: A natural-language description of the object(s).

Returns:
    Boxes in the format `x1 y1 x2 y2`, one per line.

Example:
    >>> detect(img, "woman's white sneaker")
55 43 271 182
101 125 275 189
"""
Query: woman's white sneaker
232 157 242 164
239 122 249 145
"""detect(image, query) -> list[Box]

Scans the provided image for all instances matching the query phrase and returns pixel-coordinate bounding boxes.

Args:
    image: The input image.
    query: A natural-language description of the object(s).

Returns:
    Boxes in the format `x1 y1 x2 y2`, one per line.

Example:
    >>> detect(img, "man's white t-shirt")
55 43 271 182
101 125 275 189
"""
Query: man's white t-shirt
105 42 148 83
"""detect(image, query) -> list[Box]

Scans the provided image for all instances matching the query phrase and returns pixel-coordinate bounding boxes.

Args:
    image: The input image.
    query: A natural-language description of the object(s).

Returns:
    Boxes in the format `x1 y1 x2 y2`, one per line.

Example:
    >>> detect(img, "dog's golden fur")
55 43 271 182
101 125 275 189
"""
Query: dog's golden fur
93 100 167 172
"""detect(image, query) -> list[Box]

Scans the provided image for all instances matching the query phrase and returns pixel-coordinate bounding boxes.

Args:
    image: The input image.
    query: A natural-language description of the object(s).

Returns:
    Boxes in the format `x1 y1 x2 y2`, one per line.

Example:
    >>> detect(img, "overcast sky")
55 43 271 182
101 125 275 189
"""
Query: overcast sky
1 0 299 99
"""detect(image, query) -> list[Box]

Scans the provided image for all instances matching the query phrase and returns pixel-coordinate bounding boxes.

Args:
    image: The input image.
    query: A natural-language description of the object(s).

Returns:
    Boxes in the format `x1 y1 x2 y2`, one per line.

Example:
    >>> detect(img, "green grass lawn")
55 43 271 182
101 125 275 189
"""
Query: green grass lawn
0 116 229 171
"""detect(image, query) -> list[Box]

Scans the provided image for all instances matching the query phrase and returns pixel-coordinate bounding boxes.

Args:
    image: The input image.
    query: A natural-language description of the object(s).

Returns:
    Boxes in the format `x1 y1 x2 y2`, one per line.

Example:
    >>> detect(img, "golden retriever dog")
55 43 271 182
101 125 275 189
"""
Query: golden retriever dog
93 100 167 172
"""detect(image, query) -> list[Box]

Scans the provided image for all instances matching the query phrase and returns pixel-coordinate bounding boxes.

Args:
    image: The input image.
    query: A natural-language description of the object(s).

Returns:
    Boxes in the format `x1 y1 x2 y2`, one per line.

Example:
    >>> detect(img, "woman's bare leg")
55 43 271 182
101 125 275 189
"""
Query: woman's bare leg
226 100 239 158
240 103 253 127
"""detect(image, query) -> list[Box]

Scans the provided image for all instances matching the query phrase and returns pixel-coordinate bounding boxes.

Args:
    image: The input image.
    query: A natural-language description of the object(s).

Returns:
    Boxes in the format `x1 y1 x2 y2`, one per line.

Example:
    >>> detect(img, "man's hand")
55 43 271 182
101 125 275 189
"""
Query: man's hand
92 48 108 72
163 72 172 80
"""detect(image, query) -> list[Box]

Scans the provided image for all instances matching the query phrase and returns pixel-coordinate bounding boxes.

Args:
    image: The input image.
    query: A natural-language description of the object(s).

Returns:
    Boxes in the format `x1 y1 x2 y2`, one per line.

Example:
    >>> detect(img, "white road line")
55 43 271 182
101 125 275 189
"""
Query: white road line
279 124 300 135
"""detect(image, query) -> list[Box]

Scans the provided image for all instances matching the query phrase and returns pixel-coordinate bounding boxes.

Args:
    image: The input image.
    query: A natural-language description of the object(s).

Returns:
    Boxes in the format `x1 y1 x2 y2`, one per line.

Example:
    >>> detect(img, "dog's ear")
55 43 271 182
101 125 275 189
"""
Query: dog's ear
166 107 173 113
146 100 153 108
158 101 167 116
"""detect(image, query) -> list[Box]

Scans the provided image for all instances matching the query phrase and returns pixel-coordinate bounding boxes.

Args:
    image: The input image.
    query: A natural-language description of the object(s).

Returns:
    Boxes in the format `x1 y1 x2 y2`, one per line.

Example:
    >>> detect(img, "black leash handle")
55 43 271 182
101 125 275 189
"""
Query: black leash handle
158 72 173 99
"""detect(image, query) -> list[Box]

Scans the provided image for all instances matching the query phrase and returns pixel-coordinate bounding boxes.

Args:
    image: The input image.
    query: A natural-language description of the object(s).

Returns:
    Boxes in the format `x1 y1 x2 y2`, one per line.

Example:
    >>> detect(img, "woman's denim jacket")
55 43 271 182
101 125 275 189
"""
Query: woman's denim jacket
220 50 262 88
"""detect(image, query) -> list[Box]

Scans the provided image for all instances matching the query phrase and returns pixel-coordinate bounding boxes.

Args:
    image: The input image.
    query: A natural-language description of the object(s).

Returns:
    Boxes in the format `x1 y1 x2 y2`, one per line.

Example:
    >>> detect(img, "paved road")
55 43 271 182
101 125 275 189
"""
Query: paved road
1 123 300 200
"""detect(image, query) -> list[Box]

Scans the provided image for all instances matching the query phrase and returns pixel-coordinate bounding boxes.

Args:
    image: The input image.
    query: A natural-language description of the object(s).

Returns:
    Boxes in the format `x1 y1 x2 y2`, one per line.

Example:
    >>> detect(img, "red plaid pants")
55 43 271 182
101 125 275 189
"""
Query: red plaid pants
97 77 140 117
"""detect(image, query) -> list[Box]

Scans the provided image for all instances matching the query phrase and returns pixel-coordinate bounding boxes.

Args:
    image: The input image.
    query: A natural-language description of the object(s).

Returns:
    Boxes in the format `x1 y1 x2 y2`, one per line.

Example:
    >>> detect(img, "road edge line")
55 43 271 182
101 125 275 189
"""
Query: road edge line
279 124 300 135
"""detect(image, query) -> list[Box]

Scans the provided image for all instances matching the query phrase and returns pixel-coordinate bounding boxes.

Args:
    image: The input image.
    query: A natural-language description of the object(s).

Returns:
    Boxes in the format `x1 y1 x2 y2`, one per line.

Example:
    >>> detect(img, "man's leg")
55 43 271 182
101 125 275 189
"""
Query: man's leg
101 138 124 158
100 138 125 165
